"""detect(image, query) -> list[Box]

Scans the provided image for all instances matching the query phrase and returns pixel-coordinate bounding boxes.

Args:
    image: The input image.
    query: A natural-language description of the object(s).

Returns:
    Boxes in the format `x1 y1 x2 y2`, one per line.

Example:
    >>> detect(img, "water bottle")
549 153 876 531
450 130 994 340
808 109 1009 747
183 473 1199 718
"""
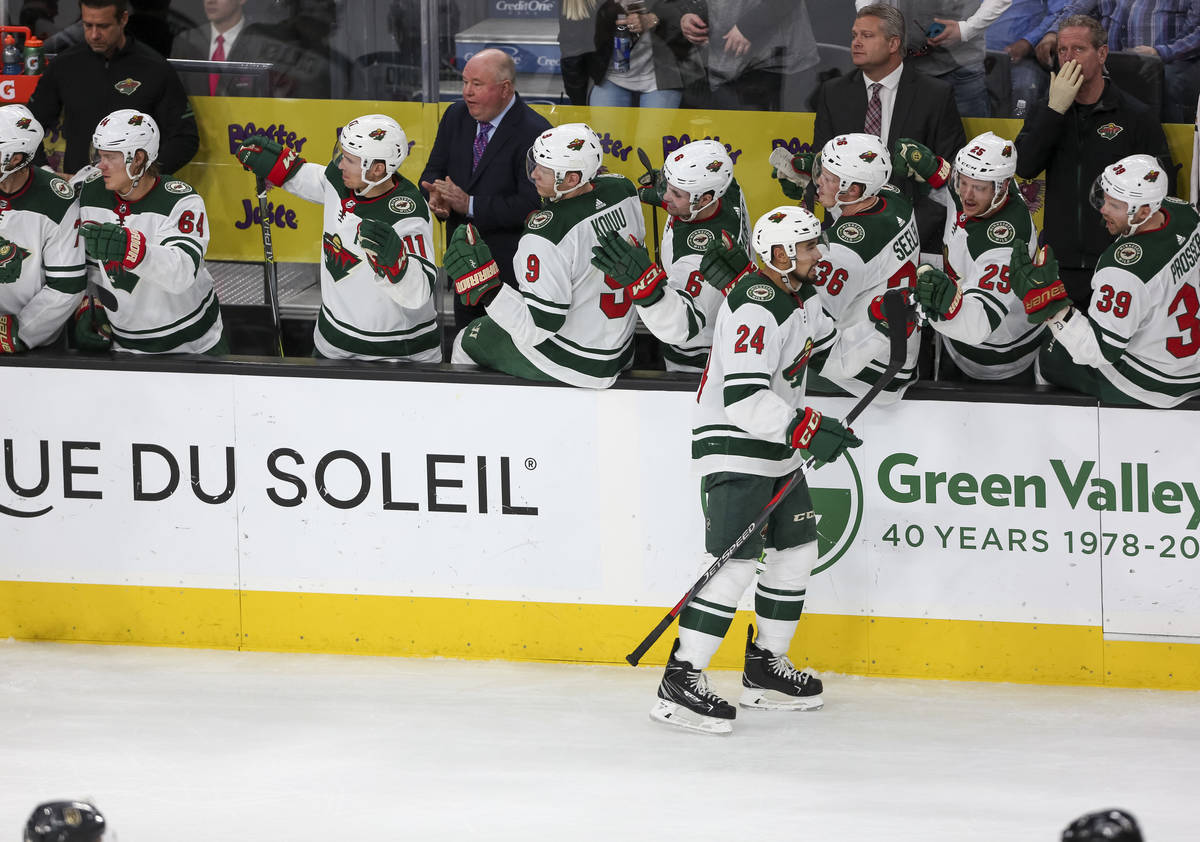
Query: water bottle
23 35 43 76
612 18 632 73
1014 99 1027 119
2 35 22 76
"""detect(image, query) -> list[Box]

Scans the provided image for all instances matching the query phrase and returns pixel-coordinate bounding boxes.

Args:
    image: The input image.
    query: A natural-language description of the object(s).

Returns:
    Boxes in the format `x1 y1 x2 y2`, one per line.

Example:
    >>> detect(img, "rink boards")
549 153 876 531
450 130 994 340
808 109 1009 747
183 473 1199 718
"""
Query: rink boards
2 365 1199 689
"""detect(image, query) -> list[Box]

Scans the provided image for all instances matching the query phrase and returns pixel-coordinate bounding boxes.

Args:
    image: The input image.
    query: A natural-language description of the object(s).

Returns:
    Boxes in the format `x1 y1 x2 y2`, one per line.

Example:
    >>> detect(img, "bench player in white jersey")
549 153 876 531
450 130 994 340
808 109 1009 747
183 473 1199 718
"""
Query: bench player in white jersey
1010 154 1200 408
589 139 749 372
894 132 1045 382
810 133 921 403
0 106 85 354
75 110 227 355
447 123 644 388
651 206 899 735
236 114 439 361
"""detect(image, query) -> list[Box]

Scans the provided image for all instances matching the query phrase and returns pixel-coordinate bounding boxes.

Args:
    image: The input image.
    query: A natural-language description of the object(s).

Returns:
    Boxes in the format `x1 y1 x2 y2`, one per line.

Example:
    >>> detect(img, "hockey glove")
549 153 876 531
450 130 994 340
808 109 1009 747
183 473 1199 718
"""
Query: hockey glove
72 295 112 352
892 137 950 189
787 407 862 464
81 222 147 273
868 291 919 337
1009 238 1069 323
769 147 813 201
914 264 962 321
445 223 501 308
698 230 755 296
590 230 665 305
0 236 24 284
235 135 305 187
0 313 23 353
637 167 667 207
357 218 408 283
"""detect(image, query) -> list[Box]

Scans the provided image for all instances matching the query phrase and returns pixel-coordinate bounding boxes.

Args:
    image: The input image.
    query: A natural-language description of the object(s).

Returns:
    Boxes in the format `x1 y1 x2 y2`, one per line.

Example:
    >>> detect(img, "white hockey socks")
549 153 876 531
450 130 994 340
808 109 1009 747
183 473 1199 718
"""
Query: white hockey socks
753 542 816 656
676 556 756 669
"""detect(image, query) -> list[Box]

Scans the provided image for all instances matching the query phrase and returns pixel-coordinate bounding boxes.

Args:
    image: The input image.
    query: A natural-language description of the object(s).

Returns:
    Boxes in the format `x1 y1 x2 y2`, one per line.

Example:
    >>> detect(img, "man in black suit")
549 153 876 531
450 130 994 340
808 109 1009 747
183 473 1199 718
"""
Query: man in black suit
811 3 966 252
170 0 267 97
420 48 551 334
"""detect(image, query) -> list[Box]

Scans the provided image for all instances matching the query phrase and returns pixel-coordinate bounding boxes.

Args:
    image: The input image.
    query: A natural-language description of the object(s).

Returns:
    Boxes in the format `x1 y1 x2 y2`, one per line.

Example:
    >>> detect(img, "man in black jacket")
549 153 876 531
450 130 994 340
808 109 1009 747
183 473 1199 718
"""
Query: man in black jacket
28 0 198 176
1014 14 1173 309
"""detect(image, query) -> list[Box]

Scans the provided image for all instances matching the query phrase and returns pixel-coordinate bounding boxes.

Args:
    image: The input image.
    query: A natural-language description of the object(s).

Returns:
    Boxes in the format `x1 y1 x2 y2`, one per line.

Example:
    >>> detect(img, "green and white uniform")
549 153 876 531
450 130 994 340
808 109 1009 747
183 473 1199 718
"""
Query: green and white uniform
815 185 921 402
0 169 85 348
454 174 645 388
1040 198 1200 408
929 182 1044 380
282 160 439 361
637 183 749 372
78 174 224 354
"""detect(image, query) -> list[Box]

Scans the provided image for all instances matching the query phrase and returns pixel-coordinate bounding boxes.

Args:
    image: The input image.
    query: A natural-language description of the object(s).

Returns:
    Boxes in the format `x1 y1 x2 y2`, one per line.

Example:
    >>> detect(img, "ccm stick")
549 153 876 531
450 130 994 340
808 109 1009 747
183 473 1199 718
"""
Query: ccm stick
625 286 914 666
256 176 286 358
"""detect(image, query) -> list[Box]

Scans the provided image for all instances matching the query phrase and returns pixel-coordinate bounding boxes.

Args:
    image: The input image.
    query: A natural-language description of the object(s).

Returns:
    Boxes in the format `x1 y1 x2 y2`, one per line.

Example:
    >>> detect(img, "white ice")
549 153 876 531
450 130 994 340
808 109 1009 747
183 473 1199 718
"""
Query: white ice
2 640 1196 841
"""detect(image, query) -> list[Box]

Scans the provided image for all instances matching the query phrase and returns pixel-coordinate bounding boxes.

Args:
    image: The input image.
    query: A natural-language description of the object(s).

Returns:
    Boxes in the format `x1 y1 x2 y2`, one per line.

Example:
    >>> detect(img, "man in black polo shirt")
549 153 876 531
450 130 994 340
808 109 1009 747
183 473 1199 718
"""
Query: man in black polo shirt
28 0 198 177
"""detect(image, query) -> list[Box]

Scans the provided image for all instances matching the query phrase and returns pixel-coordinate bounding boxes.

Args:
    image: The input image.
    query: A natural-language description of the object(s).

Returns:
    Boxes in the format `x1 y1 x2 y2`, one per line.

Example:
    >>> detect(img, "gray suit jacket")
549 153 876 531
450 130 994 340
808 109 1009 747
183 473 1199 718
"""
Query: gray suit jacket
171 22 271 97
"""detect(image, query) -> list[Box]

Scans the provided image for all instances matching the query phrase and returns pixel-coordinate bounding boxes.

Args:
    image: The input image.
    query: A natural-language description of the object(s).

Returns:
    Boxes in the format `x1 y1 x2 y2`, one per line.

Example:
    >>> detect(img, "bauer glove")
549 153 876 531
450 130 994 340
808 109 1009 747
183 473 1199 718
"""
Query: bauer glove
892 137 950 188
769 147 813 201
1009 238 1069 323
0 236 24 284
0 313 23 353
787 407 862 464
72 295 112 352
590 230 665 305
698 230 755 296
445 223 501 308
236 135 305 187
357 218 408 282
914 264 962 321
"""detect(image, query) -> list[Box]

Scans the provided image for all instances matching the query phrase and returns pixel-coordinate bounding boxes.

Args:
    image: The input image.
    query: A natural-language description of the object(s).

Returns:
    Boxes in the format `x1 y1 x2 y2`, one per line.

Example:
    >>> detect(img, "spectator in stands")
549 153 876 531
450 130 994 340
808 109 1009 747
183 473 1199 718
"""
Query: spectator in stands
172 0 267 97
419 48 550 335
1014 14 1174 309
679 0 820 111
857 0 1015 117
587 0 694 108
1036 0 1200 123
811 3 966 253
28 0 198 177
19 0 60 40
986 0 1071 115
558 0 599 105
239 0 352 99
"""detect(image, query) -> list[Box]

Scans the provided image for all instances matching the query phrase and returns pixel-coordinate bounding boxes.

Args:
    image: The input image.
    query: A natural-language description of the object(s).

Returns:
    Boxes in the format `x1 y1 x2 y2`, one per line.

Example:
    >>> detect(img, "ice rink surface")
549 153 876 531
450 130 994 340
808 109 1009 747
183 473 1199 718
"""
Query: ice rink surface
2 640 1196 841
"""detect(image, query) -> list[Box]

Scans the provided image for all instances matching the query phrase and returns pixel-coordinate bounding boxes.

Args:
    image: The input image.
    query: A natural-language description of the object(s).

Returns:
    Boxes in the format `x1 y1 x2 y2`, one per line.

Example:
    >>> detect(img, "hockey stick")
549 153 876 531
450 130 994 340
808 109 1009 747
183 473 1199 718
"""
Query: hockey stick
625 287 914 666
636 147 661 263
255 176 286 358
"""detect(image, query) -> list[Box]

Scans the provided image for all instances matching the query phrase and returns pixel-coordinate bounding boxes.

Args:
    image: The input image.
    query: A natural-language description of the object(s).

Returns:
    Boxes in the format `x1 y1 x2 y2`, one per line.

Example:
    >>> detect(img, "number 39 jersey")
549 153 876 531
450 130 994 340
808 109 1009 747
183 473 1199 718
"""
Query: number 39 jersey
815 185 921 402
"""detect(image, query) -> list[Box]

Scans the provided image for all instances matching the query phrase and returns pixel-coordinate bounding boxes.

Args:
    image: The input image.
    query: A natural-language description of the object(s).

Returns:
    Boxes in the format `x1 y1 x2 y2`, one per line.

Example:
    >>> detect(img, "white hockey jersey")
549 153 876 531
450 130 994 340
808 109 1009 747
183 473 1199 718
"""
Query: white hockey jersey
483 173 645 388
0 168 85 349
282 161 439 361
78 174 224 354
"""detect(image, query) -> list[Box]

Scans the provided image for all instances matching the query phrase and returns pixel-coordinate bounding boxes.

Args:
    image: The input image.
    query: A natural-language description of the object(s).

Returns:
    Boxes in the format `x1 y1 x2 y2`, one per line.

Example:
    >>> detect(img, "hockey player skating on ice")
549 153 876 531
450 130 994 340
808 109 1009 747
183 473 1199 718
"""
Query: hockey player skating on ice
897 132 1045 382
0 106 85 354
1009 154 1200 408
590 139 749 373
235 114 440 361
809 133 921 402
76 109 227 354
447 123 644 387
652 206 898 736
24 800 107 841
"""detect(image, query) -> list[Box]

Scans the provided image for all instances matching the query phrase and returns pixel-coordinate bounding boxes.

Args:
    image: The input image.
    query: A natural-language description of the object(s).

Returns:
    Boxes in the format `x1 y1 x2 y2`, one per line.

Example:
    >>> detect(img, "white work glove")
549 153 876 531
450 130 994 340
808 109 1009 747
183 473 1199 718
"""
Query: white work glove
1047 59 1084 114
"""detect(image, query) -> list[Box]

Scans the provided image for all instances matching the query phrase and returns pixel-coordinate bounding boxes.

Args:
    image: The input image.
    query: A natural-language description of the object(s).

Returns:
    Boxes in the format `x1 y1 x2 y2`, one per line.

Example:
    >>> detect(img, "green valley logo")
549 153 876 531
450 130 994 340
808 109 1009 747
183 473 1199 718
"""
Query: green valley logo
810 451 864 574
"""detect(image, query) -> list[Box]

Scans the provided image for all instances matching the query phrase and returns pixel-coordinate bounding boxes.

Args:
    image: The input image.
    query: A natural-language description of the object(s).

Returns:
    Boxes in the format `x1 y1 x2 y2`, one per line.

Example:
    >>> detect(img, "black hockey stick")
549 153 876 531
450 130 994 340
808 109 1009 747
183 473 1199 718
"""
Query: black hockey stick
625 287 914 666
256 176 286 358
636 146 661 263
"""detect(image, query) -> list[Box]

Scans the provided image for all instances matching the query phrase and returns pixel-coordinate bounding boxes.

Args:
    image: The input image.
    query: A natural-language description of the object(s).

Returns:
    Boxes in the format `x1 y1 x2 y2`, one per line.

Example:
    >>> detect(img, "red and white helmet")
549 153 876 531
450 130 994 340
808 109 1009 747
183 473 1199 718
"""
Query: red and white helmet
0 105 43 178
1090 154 1168 235
340 114 409 193
526 122 603 201
816 133 891 209
92 109 160 187
752 205 822 275
953 131 1017 216
662 139 733 222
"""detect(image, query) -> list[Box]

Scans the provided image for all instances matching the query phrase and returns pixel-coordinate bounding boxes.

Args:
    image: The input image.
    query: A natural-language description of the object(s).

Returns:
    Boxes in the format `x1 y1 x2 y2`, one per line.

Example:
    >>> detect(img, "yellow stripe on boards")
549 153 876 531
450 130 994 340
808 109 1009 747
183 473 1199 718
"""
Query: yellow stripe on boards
2 581 1198 690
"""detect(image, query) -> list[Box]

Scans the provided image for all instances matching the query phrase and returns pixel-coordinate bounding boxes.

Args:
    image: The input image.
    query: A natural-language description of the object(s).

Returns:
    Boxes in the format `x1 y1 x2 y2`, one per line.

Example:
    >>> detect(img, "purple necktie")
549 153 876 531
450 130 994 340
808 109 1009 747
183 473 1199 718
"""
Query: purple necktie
472 122 493 170
864 83 883 137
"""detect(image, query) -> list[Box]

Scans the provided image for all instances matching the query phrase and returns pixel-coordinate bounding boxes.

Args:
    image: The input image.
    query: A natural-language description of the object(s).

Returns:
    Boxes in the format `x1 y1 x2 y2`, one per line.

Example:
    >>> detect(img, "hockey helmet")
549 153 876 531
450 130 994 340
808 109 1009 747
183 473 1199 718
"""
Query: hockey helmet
815 133 891 208
952 131 1016 216
525 122 603 201
751 205 822 277
1090 154 1168 236
0 104 44 178
1061 809 1142 842
92 109 160 187
661 139 733 222
340 114 408 193
24 801 106 842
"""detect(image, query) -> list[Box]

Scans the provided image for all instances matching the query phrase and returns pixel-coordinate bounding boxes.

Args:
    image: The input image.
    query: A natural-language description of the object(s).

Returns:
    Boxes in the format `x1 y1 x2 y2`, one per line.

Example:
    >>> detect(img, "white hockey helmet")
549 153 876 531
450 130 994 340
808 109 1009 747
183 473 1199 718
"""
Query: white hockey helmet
661 139 733 222
92 109 160 188
952 131 1017 216
1090 154 1168 236
340 114 408 193
0 105 43 178
526 122 603 201
815 133 891 208
752 205 822 277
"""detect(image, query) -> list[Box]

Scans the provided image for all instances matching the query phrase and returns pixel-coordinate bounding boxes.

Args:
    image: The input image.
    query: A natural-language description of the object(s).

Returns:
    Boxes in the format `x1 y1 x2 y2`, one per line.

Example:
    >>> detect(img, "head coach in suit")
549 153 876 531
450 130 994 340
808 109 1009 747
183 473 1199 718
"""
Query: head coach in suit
812 3 966 252
421 48 552 335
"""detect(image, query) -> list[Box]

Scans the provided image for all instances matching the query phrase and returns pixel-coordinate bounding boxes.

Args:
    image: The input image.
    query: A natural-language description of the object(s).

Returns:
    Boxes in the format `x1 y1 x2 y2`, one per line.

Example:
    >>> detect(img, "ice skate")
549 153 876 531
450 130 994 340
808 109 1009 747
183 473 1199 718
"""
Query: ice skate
739 624 824 711
649 639 735 735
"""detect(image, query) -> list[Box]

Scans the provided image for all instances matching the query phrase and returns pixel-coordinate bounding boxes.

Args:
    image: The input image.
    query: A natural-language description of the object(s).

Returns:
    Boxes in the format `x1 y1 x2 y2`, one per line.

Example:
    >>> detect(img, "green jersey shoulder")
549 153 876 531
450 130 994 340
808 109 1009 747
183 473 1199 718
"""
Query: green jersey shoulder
964 190 1034 259
1096 204 1199 282
523 174 637 244
727 275 796 325
829 188 916 258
